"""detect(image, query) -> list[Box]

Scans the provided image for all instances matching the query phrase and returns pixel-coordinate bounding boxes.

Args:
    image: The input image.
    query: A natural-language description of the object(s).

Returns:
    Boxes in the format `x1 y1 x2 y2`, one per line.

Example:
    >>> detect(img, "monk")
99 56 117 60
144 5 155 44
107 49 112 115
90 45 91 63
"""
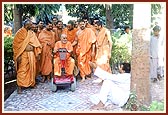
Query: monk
92 17 99 26
52 16 58 28
31 23 41 77
62 20 79 76
94 21 112 72
53 34 75 76
91 17 99 33
62 21 78 43
92 21 112 83
13 19 42 94
62 20 78 55
53 20 63 42
73 20 79 29
37 20 44 37
82 16 92 28
31 23 38 34
38 21 55 83
72 19 96 82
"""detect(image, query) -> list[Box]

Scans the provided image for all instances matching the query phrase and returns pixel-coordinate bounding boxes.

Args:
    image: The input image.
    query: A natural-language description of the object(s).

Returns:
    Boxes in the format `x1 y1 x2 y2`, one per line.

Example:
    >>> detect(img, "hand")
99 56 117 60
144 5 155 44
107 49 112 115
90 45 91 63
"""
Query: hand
37 55 40 61
80 53 83 57
91 52 95 58
53 50 58 54
108 54 111 59
25 44 34 51
67 50 70 53
17 56 22 64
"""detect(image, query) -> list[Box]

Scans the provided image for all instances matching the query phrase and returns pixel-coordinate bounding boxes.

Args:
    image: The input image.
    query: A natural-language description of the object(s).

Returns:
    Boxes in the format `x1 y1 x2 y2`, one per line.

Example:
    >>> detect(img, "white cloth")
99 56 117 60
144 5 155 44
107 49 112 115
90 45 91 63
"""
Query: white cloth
90 67 131 107
150 34 165 77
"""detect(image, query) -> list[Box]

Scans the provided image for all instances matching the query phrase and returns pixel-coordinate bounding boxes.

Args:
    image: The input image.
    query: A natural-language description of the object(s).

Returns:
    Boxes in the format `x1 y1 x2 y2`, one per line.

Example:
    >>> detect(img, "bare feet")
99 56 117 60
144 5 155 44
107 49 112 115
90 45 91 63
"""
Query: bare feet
152 78 158 83
41 76 45 83
89 61 97 69
30 85 37 89
47 76 51 82
17 86 22 94
73 65 79 76
90 101 105 110
86 74 92 79
157 75 162 81
80 77 85 82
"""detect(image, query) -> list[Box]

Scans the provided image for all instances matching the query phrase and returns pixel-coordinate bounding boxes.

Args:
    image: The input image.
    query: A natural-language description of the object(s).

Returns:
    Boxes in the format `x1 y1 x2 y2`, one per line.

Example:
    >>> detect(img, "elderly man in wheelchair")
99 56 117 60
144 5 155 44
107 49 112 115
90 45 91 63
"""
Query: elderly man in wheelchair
51 34 76 92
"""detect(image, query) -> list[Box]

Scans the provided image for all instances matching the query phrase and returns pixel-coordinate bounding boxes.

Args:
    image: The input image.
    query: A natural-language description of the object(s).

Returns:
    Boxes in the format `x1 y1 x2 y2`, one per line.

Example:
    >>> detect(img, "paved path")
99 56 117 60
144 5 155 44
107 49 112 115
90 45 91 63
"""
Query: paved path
3 76 123 112
3 76 164 112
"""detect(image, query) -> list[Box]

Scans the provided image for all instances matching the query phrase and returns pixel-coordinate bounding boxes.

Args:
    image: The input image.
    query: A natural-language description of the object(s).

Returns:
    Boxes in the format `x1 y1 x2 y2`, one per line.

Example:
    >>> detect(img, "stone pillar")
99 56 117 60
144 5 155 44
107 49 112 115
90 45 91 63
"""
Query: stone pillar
131 4 151 105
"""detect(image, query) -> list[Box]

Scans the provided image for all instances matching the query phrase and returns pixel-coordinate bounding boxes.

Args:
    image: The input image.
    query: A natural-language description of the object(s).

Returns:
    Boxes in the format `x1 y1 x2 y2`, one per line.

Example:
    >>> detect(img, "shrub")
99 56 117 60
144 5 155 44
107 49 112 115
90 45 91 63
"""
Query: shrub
4 36 14 71
123 91 164 111
110 29 132 72
123 91 139 111
149 101 164 111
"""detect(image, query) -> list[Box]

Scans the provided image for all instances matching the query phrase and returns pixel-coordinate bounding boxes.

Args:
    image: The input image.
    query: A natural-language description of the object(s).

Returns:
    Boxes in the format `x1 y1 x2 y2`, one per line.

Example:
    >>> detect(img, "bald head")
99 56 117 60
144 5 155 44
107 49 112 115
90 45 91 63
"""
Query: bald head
23 19 33 30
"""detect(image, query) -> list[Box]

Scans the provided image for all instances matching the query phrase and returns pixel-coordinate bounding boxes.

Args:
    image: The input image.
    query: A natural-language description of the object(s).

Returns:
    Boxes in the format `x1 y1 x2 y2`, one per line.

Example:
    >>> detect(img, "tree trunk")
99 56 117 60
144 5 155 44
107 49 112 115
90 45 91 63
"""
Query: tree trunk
105 4 113 31
131 3 151 105
13 4 22 34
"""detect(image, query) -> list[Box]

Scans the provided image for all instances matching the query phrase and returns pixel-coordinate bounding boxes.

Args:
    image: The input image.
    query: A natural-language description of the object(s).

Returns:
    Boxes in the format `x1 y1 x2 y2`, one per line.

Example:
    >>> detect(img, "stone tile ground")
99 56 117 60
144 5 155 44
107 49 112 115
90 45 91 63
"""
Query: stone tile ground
3 76 165 112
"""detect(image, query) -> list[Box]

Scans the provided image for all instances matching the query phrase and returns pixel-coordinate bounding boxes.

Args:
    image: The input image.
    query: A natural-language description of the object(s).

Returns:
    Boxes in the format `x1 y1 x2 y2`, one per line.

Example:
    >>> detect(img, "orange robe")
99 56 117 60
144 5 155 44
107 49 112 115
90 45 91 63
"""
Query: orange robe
35 29 42 75
38 29 55 75
95 27 112 73
32 31 40 76
53 41 75 76
36 29 43 38
90 26 97 62
86 23 92 28
53 27 62 42
13 27 41 87
76 28 96 78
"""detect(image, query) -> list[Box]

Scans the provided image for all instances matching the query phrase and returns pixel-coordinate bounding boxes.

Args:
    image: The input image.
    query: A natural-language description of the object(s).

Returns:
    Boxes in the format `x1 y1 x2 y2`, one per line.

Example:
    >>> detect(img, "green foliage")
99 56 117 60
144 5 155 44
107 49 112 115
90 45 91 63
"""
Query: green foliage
4 36 14 70
4 4 14 24
4 4 61 24
151 4 164 28
139 105 149 111
4 36 13 54
151 4 162 15
111 4 133 28
65 4 104 19
123 91 139 111
139 101 164 111
149 101 164 111
65 4 133 28
138 100 164 111
123 91 164 111
4 4 162 31
110 29 131 68
35 4 61 22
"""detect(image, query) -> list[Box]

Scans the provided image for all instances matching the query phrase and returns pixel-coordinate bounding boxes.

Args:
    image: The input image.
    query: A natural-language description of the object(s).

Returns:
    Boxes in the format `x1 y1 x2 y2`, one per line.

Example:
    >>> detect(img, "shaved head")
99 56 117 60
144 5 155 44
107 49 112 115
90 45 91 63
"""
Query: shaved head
23 19 33 30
